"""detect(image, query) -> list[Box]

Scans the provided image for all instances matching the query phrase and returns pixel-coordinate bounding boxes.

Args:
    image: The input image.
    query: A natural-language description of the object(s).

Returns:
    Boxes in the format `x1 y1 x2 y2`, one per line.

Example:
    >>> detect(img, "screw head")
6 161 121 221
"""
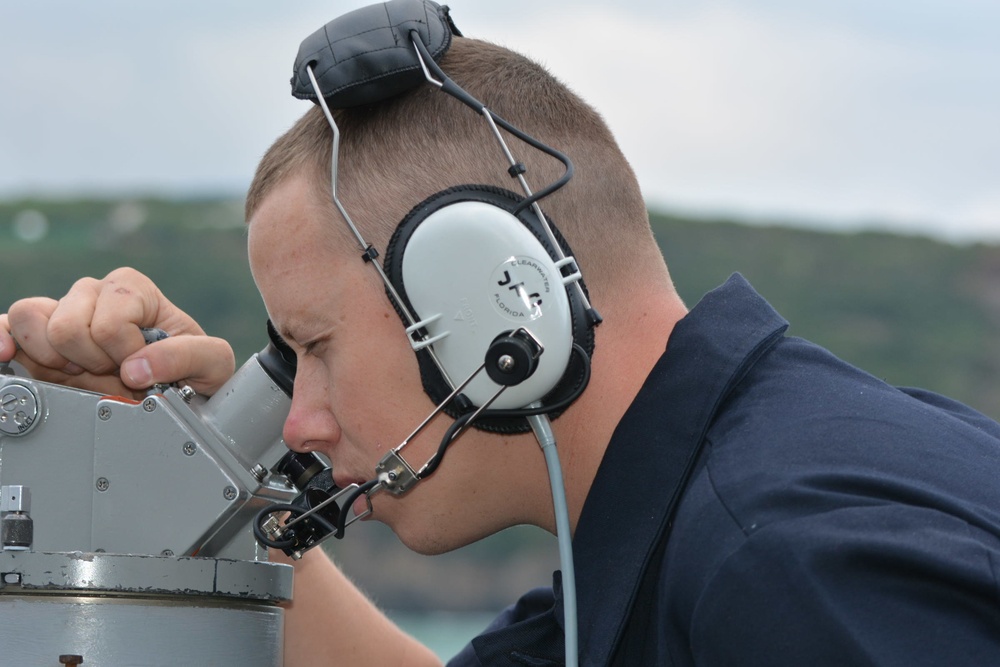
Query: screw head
0 393 17 411
96 477 110 492
142 398 157 412
497 354 516 372
161 549 174 557
182 441 197 456
98 406 112 421
223 486 238 501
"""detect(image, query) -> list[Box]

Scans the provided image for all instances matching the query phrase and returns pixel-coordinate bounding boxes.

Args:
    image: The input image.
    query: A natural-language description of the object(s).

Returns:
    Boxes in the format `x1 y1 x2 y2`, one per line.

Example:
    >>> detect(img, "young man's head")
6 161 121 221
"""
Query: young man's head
245 36 679 553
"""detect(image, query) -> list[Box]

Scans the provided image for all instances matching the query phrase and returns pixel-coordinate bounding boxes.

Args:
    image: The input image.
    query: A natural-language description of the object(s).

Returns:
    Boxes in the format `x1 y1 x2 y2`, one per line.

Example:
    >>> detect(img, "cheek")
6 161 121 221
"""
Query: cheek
370 309 427 389
329 319 429 435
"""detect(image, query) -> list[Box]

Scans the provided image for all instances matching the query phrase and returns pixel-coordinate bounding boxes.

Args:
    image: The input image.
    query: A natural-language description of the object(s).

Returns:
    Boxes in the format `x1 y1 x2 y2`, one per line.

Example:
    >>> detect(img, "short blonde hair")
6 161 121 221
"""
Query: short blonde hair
246 37 657 291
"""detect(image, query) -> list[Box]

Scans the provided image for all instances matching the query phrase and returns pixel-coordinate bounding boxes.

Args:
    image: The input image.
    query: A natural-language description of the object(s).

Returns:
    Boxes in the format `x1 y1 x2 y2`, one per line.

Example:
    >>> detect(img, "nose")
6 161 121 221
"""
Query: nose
282 359 341 455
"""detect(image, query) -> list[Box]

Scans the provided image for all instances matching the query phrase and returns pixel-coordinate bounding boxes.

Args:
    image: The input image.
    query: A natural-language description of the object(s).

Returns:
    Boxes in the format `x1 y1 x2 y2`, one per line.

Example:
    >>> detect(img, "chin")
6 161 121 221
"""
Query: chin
368 504 469 556
383 512 504 556
368 475 504 556
377 514 463 556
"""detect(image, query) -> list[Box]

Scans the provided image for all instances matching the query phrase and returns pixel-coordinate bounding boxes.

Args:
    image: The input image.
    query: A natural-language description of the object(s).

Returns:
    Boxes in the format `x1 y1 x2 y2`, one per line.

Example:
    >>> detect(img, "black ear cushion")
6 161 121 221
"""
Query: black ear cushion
291 0 459 108
383 184 595 433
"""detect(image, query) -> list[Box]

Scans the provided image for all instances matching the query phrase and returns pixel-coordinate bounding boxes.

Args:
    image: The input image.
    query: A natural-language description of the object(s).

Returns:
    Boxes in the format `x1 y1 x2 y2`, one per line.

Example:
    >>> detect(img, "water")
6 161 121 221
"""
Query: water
390 609 499 661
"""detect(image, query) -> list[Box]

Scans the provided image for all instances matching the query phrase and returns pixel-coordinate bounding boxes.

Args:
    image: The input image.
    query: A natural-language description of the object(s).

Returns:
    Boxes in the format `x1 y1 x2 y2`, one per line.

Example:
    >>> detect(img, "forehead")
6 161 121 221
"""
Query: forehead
249 175 334 256
248 178 335 300
247 174 384 335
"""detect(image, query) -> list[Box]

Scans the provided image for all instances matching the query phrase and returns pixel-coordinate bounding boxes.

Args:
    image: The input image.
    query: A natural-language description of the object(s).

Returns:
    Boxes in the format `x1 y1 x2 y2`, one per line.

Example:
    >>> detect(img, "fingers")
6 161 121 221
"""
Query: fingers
4 267 236 396
55 268 201 368
122 335 235 395
6 297 81 373
46 278 118 374
0 313 15 362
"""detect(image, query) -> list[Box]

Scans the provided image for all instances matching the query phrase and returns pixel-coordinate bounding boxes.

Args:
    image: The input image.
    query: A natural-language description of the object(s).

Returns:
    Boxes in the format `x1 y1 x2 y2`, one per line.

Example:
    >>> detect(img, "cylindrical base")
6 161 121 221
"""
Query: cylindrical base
0 594 284 666
0 551 292 666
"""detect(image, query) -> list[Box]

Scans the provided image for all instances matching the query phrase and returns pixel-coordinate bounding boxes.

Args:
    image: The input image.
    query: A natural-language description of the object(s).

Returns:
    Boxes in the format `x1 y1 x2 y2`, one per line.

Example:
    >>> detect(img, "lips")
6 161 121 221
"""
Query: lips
328 474 377 522
332 473 368 490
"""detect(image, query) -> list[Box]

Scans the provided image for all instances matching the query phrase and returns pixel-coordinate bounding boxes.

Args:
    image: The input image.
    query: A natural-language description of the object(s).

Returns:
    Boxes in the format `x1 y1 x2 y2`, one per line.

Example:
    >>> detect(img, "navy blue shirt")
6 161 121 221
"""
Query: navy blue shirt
451 274 1000 666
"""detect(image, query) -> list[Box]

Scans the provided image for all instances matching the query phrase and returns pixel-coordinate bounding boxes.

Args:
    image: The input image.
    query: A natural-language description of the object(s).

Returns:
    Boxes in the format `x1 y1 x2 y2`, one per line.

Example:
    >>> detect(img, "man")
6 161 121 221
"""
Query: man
3 12 1000 667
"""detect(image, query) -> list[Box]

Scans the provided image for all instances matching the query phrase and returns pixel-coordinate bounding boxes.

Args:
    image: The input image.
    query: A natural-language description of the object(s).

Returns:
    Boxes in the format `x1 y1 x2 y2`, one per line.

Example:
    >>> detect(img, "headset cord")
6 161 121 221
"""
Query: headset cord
529 411 578 667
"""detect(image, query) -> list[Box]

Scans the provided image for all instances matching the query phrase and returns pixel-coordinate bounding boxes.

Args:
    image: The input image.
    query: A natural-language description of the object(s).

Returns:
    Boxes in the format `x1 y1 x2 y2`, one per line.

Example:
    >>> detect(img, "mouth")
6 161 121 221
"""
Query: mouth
332 473 369 490
329 472 378 521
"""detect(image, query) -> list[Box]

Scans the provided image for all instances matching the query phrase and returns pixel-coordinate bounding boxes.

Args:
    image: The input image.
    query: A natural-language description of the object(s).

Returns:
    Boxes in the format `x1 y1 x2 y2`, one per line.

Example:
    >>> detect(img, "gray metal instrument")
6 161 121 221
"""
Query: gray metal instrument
0 340 299 665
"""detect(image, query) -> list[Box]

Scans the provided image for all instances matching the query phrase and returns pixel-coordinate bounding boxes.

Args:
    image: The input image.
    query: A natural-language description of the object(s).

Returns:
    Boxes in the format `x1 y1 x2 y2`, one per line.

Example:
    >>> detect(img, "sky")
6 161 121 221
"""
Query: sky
2 1 998 243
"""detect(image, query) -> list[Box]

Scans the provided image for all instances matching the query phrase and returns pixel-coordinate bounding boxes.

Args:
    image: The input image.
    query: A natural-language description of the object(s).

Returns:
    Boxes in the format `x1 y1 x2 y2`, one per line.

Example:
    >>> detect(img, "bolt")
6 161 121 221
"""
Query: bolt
182 441 197 456
250 463 268 482
161 549 174 557
95 477 109 493
142 398 156 412
497 354 516 372
223 486 238 501
179 385 197 403
1 393 16 411
59 655 84 666
98 406 112 421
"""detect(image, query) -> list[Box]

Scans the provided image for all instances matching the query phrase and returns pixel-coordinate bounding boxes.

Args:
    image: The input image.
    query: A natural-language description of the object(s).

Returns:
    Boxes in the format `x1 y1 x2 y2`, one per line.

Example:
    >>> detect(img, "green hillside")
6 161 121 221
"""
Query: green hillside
651 211 1000 418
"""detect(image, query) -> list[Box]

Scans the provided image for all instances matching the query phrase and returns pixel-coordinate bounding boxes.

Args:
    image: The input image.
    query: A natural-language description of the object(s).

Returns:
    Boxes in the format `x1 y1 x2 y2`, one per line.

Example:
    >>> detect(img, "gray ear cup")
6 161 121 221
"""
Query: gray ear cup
383 185 594 433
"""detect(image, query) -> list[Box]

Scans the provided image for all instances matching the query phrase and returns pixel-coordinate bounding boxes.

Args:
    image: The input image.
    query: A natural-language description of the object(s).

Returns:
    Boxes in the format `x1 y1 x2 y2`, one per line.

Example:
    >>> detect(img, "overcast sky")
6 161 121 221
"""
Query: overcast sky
2 1 997 242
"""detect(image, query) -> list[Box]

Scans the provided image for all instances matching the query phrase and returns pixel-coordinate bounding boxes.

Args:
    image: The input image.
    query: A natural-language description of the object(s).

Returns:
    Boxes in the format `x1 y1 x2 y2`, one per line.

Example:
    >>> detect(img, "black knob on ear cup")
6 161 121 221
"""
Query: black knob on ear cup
485 330 541 386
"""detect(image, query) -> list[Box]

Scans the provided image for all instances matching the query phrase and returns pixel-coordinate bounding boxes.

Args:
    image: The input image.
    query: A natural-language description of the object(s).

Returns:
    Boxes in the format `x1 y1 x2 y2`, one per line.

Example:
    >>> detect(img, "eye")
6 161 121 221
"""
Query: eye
304 337 331 359
266 319 298 369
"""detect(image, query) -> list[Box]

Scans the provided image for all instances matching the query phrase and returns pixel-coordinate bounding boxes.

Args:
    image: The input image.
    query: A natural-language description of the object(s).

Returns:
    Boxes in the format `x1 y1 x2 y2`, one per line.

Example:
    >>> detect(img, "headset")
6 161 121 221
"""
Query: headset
256 2 598 663
289 0 601 440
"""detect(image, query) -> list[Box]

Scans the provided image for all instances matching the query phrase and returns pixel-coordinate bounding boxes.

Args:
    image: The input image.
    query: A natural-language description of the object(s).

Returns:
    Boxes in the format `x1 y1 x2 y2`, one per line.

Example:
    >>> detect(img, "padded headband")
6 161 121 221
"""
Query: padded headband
291 0 461 109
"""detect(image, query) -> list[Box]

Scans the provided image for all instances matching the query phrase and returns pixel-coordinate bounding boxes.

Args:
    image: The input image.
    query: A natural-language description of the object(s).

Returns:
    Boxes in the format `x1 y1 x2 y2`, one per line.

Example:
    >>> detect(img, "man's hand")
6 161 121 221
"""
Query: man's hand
0 267 235 398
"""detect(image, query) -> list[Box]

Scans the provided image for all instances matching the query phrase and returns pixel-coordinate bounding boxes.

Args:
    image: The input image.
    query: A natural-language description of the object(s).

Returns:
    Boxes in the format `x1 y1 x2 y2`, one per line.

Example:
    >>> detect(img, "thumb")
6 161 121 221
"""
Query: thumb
120 335 236 395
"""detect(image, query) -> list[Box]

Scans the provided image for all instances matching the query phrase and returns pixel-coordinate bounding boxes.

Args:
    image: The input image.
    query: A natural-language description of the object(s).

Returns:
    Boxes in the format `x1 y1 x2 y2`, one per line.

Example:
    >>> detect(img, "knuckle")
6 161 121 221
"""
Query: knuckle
8 297 52 322
45 312 79 347
69 276 101 293
88 316 122 346
104 266 148 287
105 266 136 279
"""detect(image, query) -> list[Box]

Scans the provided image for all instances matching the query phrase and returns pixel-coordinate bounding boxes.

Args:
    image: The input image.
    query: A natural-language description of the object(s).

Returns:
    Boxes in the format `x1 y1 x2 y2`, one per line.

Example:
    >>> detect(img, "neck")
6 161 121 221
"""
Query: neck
537 284 689 535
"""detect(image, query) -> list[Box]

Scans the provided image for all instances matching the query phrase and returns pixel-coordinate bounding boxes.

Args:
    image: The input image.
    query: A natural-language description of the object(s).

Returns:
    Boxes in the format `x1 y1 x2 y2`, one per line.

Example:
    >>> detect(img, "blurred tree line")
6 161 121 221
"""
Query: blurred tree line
2 197 998 612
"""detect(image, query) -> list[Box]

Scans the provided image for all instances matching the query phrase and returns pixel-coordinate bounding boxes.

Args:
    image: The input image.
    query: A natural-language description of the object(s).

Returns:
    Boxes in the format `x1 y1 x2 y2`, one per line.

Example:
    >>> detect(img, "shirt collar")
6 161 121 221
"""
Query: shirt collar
572 273 788 664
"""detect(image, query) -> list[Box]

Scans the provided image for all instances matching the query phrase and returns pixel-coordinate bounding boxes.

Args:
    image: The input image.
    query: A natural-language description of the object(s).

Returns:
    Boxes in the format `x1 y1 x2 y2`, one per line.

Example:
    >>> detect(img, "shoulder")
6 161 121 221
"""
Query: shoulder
657 333 1000 664
681 504 1000 665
